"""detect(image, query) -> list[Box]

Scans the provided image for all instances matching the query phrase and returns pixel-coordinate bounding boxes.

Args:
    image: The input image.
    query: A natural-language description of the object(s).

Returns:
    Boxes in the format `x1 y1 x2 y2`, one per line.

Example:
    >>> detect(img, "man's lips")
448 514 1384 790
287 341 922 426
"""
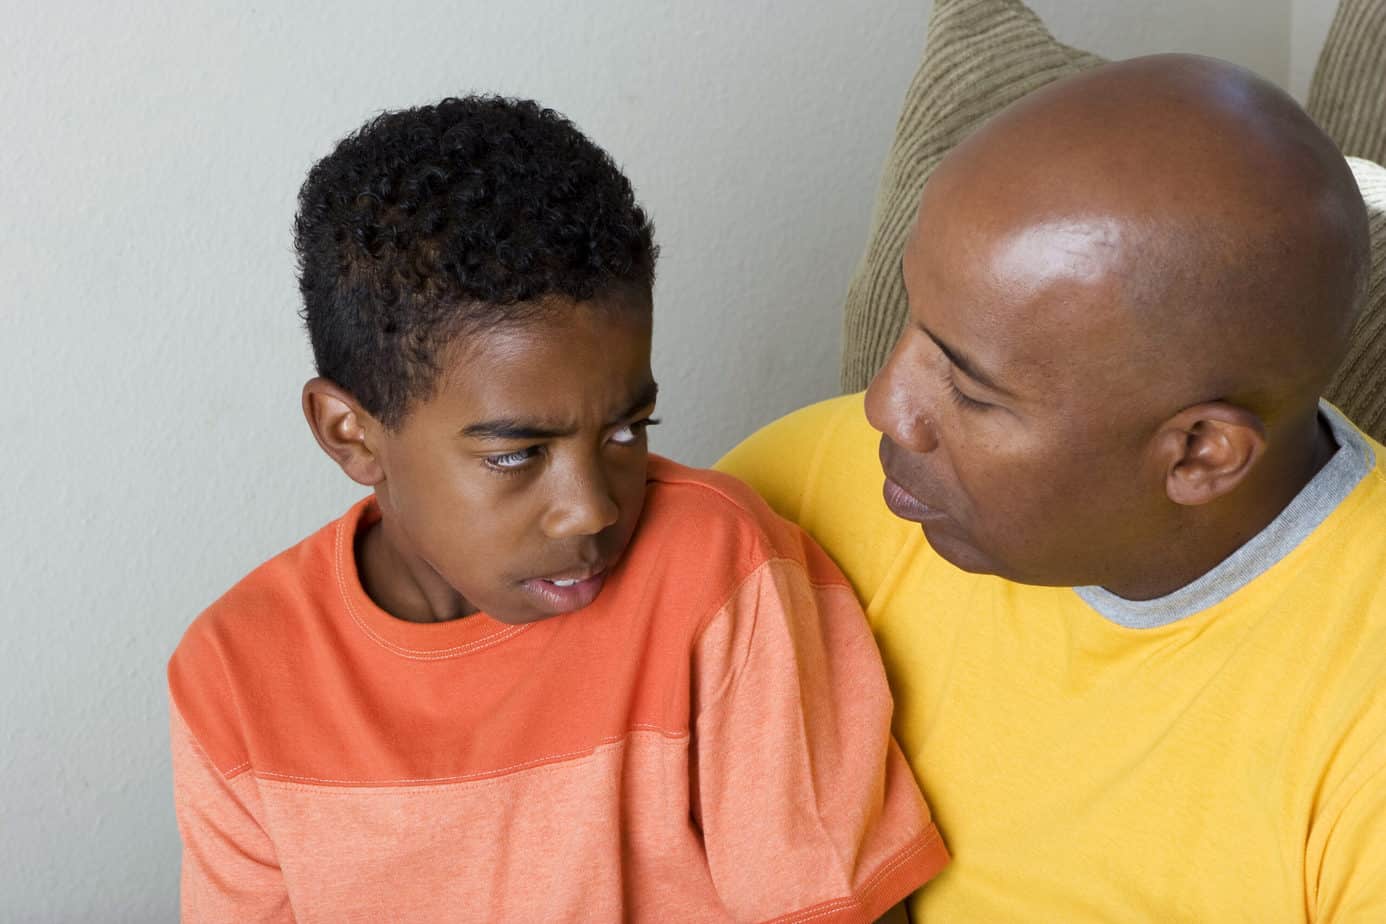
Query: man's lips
878 437 949 523
881 476 948 523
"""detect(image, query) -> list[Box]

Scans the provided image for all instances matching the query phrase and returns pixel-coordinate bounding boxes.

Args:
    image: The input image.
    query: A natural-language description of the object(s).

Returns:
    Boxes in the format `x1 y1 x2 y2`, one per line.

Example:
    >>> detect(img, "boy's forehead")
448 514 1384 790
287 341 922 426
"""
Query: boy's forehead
434 306 655 425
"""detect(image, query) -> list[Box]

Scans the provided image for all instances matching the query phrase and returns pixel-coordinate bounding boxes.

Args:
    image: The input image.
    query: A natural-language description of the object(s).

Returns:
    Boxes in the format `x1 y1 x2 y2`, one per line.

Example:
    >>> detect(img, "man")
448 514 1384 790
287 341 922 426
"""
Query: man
720 55 1385 921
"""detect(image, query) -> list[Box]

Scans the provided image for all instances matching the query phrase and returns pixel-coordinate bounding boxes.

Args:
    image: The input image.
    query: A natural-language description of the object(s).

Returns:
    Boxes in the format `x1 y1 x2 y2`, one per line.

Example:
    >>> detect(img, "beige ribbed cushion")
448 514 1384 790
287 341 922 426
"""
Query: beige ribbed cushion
1325 157 1386 442
1307 0 1386 164
839 0 1104 392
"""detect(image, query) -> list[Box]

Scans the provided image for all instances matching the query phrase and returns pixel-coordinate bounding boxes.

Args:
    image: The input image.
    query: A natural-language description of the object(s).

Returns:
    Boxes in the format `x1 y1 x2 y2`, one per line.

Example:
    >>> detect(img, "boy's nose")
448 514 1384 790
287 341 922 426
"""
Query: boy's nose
542 466 621 539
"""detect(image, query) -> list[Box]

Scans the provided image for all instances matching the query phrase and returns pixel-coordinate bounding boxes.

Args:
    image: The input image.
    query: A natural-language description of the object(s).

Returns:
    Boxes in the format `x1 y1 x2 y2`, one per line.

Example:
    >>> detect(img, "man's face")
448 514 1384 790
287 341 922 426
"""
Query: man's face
368 300 656 624
864 184 1169 588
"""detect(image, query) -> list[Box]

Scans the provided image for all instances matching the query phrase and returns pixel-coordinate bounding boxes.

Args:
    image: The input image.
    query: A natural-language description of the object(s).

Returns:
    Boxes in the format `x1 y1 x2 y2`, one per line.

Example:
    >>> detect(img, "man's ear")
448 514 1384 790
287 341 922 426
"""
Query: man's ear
301 377 386 487
1152 401 1267 507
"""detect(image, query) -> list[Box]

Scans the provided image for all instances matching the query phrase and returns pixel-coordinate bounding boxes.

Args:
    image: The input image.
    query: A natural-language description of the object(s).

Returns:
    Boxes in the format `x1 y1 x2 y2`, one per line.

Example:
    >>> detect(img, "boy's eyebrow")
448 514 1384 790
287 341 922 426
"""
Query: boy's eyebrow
461 381 659 441
619 380 660 418
916 322 1015 397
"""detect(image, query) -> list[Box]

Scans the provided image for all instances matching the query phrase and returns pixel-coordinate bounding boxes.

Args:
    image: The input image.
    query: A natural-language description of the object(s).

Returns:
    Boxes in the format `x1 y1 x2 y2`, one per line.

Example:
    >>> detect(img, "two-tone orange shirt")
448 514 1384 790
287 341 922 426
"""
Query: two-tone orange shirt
168 457 946 922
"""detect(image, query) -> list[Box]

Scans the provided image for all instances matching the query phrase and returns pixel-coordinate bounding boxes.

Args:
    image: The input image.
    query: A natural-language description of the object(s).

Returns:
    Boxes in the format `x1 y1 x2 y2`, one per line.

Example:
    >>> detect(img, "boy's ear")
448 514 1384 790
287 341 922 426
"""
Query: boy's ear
301 378 386 487
1153 401 1267 507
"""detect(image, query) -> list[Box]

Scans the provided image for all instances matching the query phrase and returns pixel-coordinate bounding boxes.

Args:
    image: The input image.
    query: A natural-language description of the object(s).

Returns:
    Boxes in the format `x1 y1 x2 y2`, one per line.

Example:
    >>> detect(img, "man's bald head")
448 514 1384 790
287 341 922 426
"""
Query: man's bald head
866 55 1371 596
923 54 1369 421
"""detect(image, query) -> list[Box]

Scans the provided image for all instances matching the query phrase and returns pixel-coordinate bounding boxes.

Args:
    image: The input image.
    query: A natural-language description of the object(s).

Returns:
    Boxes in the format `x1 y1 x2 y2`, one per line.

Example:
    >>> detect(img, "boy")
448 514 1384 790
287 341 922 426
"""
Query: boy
168 96 947 922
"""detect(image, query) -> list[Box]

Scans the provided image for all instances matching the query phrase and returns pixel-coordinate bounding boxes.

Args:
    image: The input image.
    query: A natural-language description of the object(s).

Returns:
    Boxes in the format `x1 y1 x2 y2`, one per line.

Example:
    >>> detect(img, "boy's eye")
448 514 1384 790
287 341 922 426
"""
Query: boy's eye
484 447 538 471
610 417 660 446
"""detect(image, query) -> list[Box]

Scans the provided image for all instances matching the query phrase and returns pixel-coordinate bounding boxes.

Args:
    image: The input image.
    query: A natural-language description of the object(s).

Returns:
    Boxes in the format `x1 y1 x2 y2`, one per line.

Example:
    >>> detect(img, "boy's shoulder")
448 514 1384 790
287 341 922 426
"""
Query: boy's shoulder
167 502 364 736
645 454 782 522
173 502 359 652
637 456 850 591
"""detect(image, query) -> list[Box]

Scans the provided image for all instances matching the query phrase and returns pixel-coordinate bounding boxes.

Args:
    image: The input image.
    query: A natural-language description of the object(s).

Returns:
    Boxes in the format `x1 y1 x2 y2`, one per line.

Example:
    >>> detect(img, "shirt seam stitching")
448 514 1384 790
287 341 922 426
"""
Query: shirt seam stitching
333 515 532 659
689 557 854 714
247 725 690 788
762 825 943 924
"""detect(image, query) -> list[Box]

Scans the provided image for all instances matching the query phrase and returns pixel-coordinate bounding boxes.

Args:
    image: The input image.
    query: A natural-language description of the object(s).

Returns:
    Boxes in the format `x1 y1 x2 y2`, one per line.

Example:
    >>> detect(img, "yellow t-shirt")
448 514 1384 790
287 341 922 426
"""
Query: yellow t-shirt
718 393 1386 923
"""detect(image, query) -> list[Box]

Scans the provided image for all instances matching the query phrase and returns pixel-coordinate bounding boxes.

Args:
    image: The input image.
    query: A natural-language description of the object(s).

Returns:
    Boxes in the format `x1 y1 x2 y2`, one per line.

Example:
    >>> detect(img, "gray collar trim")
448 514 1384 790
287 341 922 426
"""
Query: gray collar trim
1074 402 1373 630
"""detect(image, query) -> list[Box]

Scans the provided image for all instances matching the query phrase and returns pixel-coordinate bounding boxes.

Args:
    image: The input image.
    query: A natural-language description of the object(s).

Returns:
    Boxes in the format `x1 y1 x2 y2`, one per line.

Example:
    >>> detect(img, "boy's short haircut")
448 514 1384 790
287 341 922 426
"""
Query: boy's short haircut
293 95 659 428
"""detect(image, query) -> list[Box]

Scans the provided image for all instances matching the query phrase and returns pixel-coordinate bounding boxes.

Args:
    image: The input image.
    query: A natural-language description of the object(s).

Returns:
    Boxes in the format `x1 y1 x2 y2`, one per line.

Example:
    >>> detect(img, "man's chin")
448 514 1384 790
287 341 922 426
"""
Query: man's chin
918 523 1003 577
919 526 1073 587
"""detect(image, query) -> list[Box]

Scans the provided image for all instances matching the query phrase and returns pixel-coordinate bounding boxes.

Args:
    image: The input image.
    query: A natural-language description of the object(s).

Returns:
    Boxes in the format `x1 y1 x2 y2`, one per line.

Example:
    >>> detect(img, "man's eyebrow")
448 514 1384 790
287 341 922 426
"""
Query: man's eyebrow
917 322 1015 397
460 381 659 441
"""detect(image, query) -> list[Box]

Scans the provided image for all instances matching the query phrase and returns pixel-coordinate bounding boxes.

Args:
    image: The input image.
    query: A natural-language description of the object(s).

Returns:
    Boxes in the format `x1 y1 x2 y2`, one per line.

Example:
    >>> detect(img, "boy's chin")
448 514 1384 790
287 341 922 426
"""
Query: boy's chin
487 610 564 626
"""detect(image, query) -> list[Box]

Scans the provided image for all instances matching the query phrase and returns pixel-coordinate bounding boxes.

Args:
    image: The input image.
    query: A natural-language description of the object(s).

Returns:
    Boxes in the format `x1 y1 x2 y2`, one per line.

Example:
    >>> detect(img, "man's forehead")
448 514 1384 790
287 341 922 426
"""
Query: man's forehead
991 219 1126 290
904 199 1141 398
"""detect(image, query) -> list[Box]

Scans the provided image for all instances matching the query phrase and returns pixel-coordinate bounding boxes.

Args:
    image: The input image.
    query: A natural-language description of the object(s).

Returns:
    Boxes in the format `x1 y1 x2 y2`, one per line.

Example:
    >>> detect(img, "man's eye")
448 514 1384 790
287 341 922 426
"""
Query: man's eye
484 447 537 471
610 418 660 446
946 377 991 411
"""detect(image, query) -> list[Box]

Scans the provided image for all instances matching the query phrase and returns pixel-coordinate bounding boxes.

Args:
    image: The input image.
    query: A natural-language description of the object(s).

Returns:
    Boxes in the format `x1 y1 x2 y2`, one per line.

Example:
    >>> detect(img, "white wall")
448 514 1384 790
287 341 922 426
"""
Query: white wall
0 0 1323 918
1033 0 1290 89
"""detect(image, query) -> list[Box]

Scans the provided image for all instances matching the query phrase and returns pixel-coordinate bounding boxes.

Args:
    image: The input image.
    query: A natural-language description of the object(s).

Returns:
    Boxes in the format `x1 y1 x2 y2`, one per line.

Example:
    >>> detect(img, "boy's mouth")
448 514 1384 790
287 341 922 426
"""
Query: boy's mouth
520 568 608 614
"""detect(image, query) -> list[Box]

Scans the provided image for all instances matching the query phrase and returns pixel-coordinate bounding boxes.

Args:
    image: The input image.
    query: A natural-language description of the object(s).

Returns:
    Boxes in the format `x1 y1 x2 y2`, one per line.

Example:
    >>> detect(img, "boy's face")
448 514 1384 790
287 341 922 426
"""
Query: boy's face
358 299 656 625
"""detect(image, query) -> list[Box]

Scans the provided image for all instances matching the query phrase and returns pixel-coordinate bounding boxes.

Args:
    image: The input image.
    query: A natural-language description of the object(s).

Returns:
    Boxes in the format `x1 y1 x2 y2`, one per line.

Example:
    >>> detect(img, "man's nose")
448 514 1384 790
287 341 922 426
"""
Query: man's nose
864 341 940 454
541 462 622 539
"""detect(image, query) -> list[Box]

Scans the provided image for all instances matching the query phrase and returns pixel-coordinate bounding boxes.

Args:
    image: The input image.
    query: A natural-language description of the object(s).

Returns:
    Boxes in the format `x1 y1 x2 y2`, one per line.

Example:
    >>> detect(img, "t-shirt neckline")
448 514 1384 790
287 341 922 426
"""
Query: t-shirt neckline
332 497 532 659
1073 401 1374 630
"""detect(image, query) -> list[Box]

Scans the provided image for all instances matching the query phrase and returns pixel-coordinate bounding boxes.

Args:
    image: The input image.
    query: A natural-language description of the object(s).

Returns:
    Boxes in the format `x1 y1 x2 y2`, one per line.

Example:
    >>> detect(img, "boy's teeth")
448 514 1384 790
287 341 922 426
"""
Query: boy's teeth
551 578 580 587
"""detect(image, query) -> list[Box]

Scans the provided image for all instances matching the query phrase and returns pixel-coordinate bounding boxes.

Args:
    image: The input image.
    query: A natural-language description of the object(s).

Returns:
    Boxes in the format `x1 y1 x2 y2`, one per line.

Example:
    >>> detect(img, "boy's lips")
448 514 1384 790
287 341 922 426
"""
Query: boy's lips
520 567 607 614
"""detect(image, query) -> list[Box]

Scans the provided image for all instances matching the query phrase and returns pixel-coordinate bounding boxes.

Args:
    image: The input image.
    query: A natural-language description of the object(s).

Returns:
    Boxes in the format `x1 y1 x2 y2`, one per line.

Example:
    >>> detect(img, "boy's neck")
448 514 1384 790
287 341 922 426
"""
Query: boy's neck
356 518 477 624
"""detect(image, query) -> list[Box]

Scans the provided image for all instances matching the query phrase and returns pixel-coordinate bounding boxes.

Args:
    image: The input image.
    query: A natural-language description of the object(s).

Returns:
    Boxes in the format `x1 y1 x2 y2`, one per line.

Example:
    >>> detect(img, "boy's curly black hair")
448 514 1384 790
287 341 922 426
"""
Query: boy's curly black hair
294 96 658 428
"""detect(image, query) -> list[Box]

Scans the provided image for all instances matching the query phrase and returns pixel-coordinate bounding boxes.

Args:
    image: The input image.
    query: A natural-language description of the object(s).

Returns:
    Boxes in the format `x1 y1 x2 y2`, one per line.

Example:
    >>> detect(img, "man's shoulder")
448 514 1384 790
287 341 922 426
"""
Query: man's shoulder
716 393 881 522
1309 416 1386 591
715 395 927 606
1355 426 1386 505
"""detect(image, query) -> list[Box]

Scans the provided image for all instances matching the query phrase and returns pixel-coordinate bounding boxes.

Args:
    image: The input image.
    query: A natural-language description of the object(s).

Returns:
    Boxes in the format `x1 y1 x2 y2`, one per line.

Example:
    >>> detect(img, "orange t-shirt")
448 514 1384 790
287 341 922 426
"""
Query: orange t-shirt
168 456 947 923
